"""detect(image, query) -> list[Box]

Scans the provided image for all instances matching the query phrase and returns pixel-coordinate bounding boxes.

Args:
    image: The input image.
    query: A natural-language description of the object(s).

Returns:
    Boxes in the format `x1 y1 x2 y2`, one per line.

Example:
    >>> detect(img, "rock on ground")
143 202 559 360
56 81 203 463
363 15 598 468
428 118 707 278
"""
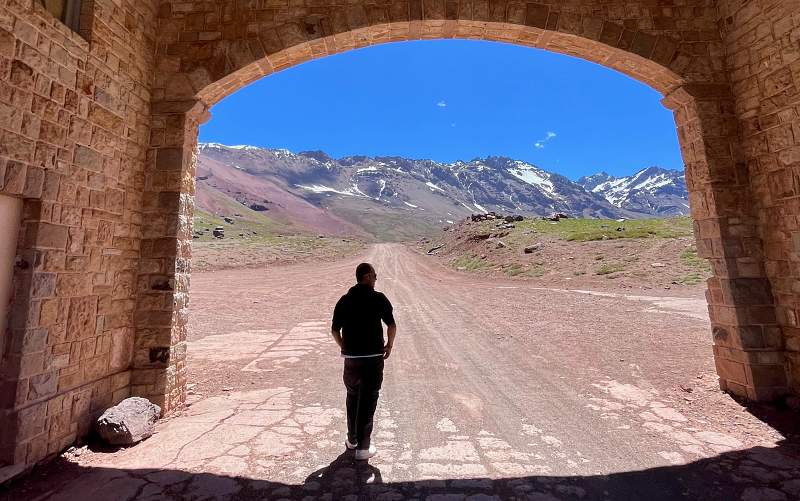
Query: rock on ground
95 397 161 445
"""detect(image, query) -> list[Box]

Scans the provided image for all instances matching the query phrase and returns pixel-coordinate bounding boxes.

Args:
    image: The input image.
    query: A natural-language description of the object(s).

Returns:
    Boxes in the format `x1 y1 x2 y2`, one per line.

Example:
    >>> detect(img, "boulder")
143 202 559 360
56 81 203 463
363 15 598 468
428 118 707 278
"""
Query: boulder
212 226 224 238
223 216 234 224
514 215 524 222
524 243 542 254
544 212 570 221
249 203 269 211
96 397 161 446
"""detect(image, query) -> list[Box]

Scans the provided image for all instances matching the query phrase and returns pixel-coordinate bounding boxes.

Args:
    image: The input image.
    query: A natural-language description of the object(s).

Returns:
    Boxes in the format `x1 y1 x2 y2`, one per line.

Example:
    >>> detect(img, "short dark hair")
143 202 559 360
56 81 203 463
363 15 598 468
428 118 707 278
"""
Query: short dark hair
356 263 374 282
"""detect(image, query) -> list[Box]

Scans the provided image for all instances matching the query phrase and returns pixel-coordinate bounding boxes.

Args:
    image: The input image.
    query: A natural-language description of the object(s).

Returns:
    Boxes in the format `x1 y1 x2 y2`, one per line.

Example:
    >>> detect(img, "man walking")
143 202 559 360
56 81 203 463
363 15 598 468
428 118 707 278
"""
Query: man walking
331 262 397 460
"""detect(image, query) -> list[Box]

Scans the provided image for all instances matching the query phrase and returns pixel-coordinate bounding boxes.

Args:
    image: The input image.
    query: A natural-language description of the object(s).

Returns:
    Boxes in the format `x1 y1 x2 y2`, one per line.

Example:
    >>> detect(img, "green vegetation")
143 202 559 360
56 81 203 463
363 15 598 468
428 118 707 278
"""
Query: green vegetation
193 208 286 242
463 216 693 245
680 246 711 271
595 263 625 275
676 272 705 285
503 264 526 276
674 246 711 285
451 253 490 272
524 266 547 278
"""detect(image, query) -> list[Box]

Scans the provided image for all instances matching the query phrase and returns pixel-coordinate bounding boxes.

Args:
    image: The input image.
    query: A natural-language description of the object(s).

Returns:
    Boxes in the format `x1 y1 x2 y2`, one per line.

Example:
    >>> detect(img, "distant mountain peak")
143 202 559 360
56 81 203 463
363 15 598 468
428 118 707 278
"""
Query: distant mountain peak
577 167 687 216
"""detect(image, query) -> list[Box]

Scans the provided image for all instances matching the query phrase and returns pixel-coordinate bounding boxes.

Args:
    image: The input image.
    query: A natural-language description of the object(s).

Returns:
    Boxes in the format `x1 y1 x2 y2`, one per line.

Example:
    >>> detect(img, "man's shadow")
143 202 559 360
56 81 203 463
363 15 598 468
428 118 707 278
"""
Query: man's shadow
304 450 383 494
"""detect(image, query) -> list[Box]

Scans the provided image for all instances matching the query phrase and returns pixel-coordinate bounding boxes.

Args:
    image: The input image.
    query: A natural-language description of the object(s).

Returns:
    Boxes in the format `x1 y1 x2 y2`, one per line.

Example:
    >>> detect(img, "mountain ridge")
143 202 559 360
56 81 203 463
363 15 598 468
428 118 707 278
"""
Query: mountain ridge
195 143 689 241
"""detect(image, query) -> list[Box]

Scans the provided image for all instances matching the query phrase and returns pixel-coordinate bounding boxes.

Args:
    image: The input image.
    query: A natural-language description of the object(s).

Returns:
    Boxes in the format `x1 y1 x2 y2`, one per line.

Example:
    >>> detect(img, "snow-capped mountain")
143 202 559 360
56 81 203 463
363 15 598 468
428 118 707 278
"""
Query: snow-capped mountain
577 167 689 216
195 143 689 239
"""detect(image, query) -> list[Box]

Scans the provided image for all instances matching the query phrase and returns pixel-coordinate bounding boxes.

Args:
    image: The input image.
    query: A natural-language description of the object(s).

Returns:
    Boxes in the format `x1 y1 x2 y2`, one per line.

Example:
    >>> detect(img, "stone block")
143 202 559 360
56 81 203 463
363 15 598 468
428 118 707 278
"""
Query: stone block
73 145 102 172
66 296 98 341
714 354 748 386
29 223 68 250
2 160 27 194
749 364 789 388
524 3 548 29
28 371 58 400
109 328 134 370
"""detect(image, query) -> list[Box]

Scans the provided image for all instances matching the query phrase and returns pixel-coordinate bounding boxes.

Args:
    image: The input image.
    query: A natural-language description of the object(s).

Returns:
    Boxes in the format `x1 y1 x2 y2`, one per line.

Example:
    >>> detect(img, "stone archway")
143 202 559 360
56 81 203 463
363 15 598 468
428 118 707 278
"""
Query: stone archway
3 0 798 476
136 2 787 418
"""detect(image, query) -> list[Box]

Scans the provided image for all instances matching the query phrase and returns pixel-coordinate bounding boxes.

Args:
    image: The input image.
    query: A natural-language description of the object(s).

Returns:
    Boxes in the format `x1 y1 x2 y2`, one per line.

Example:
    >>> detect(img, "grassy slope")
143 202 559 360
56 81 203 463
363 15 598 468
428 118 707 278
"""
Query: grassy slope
490 216 695 242
192 205 365 271
424 216 712 287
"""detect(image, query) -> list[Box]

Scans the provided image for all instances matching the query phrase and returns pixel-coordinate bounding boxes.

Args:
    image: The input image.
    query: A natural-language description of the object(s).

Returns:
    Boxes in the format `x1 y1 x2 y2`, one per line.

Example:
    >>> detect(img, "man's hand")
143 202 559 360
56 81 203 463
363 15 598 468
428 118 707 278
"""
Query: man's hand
383 342 393 359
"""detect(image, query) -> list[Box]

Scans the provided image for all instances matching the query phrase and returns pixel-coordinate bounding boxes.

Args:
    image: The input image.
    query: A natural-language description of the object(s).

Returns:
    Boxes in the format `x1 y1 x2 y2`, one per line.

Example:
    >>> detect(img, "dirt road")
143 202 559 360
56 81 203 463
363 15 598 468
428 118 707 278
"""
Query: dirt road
8 244 799 500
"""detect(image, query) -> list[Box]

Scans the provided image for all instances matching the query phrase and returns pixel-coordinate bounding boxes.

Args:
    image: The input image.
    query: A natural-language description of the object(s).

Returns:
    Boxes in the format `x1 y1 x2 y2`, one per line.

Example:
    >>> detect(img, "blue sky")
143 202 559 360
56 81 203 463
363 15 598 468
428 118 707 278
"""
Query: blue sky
199 39 683 180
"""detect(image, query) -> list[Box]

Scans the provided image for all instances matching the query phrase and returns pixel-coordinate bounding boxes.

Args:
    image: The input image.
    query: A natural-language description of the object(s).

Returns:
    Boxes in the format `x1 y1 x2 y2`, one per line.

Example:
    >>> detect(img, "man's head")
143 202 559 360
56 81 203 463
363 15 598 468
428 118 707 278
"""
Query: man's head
356 262 377 288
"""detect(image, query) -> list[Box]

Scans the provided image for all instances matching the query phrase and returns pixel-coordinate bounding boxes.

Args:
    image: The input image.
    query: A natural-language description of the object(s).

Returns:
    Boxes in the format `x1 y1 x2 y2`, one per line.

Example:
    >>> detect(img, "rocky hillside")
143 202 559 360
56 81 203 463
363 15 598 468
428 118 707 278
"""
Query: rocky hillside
416 214 710 292
196 143 690 241
578 167 689 216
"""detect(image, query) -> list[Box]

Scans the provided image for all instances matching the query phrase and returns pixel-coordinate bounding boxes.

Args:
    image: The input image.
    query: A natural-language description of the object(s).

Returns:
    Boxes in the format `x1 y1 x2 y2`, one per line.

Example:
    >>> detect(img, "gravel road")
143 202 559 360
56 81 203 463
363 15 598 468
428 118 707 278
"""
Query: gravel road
7 243 799 501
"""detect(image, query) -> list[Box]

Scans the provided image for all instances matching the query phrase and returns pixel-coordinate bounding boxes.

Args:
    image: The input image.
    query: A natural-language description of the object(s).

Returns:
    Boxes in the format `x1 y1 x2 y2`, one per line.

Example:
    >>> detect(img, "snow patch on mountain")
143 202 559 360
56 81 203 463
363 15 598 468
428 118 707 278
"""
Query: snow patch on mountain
506 161 558 198
426 181 446 193
297 184 356 196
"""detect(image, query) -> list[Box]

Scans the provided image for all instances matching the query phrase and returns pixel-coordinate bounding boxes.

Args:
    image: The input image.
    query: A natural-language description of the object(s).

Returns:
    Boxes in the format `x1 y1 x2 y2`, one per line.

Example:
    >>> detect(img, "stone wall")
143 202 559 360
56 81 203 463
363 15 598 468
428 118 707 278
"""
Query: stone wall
717 0 800 395
0 0 157 468
1 0 800 478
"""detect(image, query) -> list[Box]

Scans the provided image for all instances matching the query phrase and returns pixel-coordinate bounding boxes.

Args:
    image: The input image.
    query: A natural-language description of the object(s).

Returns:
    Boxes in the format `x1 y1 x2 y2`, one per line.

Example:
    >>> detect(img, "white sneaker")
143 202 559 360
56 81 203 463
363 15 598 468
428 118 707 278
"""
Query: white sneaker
354 445 377 460
345 438 357 450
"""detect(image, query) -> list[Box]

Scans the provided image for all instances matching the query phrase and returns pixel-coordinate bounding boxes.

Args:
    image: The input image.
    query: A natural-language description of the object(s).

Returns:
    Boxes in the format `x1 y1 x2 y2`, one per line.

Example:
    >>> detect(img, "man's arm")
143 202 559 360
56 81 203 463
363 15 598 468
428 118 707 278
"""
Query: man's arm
384 323 397 359
331 327 343 349
331 297 344 350
380 293 397 359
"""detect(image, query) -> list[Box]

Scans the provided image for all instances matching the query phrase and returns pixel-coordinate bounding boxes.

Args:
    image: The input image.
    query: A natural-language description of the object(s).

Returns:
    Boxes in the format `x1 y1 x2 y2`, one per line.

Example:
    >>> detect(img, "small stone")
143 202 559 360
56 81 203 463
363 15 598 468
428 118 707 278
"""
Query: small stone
524 243 542 254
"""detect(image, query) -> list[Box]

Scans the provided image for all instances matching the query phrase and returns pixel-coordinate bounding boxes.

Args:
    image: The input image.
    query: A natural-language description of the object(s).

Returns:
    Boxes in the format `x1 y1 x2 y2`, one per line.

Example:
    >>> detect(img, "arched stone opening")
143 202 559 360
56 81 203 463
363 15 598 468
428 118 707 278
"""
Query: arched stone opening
137 6 786 419
2 0 797 477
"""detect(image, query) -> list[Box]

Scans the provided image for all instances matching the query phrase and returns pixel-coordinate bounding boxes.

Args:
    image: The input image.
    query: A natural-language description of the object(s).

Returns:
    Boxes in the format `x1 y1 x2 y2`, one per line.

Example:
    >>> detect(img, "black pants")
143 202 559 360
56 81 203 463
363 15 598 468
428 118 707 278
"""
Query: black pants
343 357 384 449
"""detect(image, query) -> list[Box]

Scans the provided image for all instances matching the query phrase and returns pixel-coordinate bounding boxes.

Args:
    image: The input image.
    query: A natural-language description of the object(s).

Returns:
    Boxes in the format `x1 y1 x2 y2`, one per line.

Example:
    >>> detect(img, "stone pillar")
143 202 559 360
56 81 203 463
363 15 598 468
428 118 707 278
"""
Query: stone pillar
664 84 788 401
132 100 208 414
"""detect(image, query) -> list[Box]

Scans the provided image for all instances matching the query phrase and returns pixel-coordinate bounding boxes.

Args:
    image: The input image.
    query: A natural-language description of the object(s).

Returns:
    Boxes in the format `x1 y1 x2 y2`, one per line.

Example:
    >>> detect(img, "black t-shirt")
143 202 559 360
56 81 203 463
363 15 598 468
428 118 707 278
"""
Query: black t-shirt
332 283 395 356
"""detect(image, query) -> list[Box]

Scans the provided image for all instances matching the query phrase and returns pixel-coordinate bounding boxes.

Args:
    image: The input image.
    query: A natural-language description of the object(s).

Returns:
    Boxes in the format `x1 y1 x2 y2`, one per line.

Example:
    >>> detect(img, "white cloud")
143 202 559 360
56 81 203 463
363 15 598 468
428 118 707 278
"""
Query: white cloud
534 131 557 150
436 100 447 107
451 123 456 128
